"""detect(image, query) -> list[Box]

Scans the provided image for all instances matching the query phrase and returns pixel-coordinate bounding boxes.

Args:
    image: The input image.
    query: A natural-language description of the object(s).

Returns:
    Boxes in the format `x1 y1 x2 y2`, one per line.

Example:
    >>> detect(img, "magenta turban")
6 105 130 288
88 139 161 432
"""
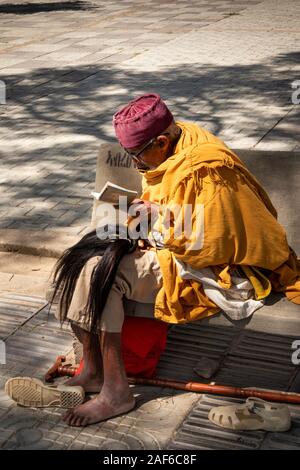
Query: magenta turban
113 93 174 148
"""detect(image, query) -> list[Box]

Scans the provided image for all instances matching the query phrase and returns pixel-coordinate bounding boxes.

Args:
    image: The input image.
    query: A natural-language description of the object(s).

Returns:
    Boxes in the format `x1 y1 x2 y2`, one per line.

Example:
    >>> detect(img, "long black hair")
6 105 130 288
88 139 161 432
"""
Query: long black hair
51 226 137 332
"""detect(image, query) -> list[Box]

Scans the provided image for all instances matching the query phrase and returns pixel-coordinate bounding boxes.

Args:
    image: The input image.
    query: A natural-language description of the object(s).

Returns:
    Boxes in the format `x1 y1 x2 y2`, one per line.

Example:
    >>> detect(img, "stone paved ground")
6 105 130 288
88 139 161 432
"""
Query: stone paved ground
0 0 299 233
0 0 300 451
0 293 300 450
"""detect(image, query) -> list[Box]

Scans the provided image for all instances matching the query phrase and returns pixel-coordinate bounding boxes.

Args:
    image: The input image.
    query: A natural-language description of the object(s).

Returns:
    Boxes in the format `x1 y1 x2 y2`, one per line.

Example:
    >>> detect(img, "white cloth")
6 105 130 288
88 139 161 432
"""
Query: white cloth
146 220 264 321
176 260 265 321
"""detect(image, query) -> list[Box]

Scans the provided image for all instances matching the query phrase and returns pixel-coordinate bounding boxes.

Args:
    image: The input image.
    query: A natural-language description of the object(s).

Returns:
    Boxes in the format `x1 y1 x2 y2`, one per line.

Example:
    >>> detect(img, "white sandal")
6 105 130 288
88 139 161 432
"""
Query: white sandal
5 377 85 408
208 397 291 432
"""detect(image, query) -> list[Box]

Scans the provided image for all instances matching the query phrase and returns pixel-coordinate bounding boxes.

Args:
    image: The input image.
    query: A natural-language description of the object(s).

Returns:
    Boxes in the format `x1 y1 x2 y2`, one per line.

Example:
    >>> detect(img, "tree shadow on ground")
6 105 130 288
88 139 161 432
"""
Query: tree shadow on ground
0 50 298 230
0 1 95 15
1 54 295 140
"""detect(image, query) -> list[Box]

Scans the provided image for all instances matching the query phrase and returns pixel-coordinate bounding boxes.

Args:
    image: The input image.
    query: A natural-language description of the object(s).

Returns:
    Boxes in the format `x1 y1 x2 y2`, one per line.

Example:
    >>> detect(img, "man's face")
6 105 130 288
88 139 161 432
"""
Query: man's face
125 134 171 172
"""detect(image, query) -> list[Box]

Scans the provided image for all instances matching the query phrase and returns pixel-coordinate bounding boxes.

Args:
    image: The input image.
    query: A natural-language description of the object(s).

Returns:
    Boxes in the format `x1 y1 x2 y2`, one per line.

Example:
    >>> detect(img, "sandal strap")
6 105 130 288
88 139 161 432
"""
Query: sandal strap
246 397 286 418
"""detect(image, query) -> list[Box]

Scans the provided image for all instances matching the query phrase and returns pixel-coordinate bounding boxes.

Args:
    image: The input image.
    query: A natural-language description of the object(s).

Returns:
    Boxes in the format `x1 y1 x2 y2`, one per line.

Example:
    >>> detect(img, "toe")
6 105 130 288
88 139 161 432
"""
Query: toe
74 416 84 427
80 416 89 427
63 410 73 422
65 412 76 426
70 414 81 427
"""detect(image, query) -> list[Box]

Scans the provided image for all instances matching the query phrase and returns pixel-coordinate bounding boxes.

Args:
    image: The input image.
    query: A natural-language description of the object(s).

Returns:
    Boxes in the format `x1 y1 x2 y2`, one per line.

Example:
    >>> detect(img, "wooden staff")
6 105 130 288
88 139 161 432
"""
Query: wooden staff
45 358 300 404
128 377 300 404
44 356 77 383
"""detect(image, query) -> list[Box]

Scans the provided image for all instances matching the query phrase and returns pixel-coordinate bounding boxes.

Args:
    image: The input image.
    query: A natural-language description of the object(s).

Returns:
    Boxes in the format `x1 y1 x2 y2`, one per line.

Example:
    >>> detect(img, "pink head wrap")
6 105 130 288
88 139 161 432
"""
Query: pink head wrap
113 93 174 149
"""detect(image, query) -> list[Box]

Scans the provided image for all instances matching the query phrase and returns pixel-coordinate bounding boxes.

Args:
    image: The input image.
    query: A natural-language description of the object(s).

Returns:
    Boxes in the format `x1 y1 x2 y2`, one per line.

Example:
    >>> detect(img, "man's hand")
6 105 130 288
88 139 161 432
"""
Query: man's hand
127 199 159 225
126 199 160 247
137 239 151 250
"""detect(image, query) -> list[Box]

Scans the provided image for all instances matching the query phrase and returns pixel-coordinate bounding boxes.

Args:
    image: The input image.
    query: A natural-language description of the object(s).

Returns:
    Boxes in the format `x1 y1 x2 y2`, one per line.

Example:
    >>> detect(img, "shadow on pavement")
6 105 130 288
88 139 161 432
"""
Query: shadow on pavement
0 1 94 15
0 51 298 230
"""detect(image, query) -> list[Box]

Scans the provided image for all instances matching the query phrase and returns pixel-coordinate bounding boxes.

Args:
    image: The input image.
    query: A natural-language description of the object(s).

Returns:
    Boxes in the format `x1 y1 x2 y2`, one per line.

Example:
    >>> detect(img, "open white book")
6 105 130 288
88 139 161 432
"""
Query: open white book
91 181 138 205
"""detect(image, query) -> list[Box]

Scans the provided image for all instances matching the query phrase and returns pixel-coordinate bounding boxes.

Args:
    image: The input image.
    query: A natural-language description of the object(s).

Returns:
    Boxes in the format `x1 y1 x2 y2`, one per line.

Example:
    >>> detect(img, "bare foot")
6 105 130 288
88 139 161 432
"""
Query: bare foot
63 389 135 426
64 372 103 393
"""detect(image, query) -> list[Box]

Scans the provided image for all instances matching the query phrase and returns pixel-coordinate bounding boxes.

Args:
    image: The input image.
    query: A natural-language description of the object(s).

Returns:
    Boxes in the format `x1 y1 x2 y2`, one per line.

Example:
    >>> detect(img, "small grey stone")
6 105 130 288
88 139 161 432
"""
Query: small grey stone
193 357 220 379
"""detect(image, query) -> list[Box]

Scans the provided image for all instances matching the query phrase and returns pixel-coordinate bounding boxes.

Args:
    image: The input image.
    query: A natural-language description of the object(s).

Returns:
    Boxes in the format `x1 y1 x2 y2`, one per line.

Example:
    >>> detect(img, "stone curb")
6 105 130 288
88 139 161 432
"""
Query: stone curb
0 228 81 258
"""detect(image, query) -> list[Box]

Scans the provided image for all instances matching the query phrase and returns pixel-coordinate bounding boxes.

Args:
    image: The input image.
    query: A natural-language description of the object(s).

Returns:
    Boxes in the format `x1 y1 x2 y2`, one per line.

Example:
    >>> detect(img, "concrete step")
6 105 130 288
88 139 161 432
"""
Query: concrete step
0 252 56 297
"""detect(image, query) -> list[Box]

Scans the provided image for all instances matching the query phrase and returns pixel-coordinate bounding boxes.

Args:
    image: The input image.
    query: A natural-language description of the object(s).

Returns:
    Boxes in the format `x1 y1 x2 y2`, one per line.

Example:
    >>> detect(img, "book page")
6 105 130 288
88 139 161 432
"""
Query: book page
91 181 138 204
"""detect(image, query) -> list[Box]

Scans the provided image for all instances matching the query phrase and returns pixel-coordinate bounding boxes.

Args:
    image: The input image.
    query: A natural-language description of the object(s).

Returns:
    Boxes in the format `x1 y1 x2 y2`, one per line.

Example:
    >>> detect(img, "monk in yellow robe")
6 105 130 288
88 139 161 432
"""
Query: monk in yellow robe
61 93 299 427
113 94 300 325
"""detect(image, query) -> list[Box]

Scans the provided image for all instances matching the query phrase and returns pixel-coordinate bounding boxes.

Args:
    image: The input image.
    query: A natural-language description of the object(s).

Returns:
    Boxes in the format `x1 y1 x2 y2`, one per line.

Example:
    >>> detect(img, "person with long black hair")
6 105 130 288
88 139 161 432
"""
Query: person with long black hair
51 226 163 426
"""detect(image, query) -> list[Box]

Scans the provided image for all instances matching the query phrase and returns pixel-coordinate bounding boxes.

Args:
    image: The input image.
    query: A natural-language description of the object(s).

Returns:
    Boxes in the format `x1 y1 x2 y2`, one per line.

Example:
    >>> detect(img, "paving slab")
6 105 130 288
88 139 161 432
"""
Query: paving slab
0 293 299 450
168 395 300 450
0 228 81 257
0 0 299 233
0 0 300 451
0 294 199 450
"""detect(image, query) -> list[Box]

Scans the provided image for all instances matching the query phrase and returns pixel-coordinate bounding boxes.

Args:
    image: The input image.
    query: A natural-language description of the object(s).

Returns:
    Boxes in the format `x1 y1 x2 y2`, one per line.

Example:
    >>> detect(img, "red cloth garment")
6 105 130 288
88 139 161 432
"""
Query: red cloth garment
121 317 168 377
75 317 168 378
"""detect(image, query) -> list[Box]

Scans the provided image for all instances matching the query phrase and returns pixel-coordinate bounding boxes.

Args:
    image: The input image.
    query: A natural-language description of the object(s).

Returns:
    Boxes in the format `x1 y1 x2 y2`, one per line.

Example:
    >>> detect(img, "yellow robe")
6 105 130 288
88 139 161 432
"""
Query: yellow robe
141 121 300 324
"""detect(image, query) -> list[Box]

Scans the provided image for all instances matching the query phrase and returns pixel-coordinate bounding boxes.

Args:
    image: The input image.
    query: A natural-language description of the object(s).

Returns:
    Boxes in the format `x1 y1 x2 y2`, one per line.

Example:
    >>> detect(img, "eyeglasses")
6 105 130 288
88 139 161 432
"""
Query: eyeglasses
125 137 155 162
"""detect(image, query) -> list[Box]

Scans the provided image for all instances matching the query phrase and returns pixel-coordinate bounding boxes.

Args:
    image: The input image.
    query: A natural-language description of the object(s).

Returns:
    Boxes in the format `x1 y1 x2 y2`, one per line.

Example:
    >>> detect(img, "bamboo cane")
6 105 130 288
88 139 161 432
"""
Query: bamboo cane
128 377 300 404
45 359 300 405
44 356 77 383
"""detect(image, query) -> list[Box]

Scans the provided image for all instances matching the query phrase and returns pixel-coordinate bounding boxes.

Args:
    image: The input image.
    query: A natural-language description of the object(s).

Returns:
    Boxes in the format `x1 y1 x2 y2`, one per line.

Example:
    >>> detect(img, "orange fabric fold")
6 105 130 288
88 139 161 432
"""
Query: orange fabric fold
141 121 300 324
